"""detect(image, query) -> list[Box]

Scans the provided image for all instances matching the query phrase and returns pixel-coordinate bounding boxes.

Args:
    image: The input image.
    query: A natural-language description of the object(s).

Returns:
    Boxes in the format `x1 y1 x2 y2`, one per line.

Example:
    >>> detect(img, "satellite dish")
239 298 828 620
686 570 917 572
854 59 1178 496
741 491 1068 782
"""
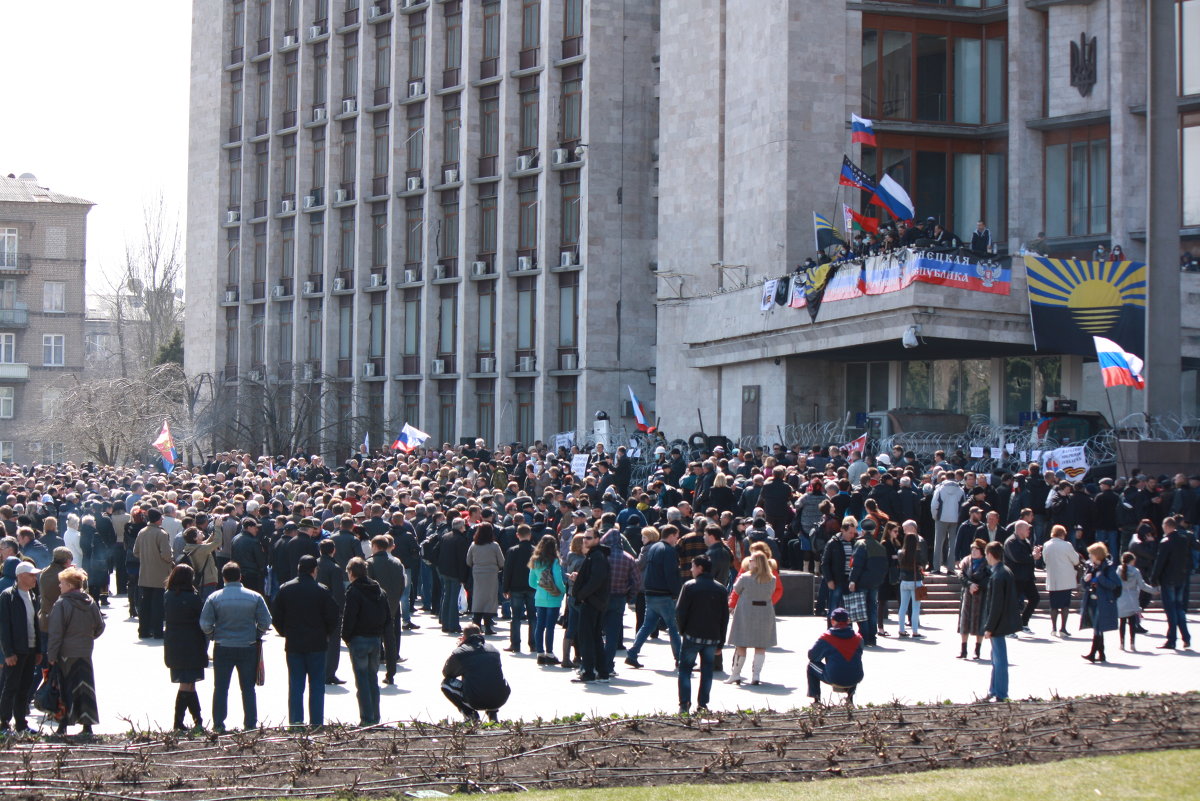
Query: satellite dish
18 173 37 182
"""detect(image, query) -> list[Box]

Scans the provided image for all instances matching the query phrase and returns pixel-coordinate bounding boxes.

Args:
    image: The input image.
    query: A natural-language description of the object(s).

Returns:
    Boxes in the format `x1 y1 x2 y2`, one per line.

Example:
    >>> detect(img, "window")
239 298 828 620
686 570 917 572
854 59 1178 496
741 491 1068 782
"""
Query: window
408 17 426 81
516 280 536 350
0 442 12 463
311 128 326 190
368 293 386 358
227 230 241 284
476 381 494 445
444 4 462 79
282 136 297 195
1180 0 1200 95
231 0 245 58
1184 112 1200 227
373 114 389 178
372 207 388 266
1044 126 1109 237
308 217 324 274
844 362 890 422
401 381 420 427
313 43 328 105
305 299 322 360
341 121 357 182
402 295 420 356
406 105 424 171
228 149 242 205
437 288 457 355
1 229 17 268
518 180 538 250
0 387 12 419
337 296 353 359
405 199 423 263
438 384 456 445
900 359 990 416
339 209 356 269
43 334 65 367
558 275 577 347
0 281 14 308
342 36 358 99
442 98 460 166
42 282 65 313
278 303 293 362
477 285 495 352
560 67 582 143
480 91 499 157
0 333 13 363
516 379 534 444
375 31 391 89
280 219 295 276
440 191 458 259
564 0 583 39
250 307 265 365
557 376 577 433
519 77 539 152
253 225 267 282
285 52 299 114
560 170 580 246
482 1 500 61
521 0 540 51
478 185 497 254
45 442 66 463
1003 357 1061 425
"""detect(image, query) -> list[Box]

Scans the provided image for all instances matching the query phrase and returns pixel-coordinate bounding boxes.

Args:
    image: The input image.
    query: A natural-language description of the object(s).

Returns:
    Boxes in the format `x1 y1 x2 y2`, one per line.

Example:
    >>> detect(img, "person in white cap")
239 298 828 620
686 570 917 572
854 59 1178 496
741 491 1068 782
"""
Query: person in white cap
0 562 42 733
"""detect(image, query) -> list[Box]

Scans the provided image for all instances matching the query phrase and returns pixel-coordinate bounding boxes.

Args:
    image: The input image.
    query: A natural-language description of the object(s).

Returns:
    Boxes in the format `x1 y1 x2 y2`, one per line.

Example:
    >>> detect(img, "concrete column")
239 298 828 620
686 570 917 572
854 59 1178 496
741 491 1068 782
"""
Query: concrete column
1144 0 1181 418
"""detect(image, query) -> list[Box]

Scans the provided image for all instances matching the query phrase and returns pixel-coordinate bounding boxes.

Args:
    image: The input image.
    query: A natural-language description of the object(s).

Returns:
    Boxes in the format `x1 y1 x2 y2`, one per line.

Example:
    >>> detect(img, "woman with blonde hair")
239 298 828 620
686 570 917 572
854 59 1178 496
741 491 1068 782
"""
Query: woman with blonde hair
725 551 778 685
1080 542 1120 663
47 566 105 736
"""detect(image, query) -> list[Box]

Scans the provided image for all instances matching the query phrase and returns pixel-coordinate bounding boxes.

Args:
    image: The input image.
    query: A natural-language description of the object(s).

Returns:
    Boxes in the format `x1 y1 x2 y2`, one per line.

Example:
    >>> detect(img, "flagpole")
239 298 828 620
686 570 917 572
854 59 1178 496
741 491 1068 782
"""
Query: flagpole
1101 385 1130 479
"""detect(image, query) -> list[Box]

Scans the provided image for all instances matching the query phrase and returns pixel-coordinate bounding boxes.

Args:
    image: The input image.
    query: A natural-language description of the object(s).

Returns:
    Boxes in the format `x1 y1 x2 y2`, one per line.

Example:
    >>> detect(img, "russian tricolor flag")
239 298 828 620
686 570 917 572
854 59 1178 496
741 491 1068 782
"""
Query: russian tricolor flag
1093 336 1145 389
851 114 877 147
392 423 430 452
628 386 656 433
152 419 178 474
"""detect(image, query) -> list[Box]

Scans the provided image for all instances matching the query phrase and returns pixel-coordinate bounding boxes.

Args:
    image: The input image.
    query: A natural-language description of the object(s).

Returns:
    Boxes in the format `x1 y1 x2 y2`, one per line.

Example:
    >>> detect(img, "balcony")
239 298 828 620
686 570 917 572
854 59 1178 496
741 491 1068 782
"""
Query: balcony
0 363 29 380
0 253 32 273
0 305 30 327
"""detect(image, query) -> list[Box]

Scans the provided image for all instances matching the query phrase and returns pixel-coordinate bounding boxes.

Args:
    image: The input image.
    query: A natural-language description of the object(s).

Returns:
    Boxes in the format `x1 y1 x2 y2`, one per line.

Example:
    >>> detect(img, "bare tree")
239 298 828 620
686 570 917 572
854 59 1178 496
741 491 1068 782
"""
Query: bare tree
99 195 185 377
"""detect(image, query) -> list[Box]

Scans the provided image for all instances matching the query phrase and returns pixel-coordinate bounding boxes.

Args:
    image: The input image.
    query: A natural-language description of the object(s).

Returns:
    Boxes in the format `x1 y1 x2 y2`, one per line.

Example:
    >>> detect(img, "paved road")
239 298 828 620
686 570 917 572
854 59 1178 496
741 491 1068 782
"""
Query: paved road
44 600 1200 734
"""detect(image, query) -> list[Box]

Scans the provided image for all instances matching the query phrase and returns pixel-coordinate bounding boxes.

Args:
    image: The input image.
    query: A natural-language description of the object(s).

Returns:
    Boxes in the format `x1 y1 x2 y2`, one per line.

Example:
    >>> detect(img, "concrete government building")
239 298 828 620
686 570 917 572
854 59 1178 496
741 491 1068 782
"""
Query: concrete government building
186 0 657 457
654 0 1200 442
0 174 92 465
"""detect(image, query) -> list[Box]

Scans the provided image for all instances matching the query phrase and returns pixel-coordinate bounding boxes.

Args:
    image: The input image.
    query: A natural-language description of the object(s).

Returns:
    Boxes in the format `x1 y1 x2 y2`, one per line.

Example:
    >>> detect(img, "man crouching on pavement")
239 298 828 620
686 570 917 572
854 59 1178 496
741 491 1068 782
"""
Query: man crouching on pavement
441 623 511 722
806 607 864 705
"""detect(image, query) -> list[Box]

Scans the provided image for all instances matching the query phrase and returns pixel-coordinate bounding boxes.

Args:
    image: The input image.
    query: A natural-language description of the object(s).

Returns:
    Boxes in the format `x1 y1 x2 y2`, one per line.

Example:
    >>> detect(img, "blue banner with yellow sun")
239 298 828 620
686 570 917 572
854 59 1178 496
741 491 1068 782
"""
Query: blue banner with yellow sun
1024 256 1146 357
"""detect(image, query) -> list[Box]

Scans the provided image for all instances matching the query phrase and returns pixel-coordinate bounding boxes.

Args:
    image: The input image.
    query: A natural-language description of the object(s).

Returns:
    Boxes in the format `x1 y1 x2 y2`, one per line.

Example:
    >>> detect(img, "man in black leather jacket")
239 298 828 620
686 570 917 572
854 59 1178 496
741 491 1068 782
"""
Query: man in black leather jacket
440 623 511 722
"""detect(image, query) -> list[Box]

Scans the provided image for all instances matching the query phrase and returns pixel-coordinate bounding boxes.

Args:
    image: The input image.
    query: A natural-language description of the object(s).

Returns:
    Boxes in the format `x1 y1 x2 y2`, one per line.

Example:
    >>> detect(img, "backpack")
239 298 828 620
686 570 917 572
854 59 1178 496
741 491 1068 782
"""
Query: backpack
176 550 207 592
420 533 441 566
536 563 562 596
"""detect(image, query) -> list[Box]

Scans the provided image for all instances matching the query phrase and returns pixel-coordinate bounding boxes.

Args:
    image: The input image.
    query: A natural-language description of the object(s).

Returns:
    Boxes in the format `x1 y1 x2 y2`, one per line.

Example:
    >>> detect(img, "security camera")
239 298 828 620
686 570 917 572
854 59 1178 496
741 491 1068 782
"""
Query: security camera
902 325 920 349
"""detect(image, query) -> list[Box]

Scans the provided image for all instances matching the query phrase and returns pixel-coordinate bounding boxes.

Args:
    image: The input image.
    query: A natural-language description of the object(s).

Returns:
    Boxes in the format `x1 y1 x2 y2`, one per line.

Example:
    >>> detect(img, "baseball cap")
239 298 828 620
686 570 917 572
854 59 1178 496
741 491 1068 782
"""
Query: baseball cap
14 562 38 577
830 607 851 624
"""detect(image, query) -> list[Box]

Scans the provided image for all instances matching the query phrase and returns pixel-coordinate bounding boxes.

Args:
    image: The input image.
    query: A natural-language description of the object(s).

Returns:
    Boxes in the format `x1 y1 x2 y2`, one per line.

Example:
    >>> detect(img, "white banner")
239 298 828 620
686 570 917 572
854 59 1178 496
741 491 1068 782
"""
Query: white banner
1042 446 1088 479
571 453 590 480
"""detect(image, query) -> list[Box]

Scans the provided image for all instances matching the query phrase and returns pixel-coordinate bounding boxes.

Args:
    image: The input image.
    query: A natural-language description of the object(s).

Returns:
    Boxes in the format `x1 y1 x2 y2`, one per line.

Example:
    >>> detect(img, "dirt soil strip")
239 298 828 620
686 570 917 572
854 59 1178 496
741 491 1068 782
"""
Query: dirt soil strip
1 693 1197 800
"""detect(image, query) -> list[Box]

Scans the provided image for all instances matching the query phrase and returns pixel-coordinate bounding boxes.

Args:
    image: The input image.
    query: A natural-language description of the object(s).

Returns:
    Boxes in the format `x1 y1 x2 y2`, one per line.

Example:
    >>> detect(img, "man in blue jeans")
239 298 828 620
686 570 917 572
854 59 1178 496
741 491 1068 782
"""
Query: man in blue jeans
1151 517 1193 649
625 526 683 669
273 555 339 726
200 562 273 732
341 556 391 726
675 554 729 715
600 525 642 676
981 541 1020 701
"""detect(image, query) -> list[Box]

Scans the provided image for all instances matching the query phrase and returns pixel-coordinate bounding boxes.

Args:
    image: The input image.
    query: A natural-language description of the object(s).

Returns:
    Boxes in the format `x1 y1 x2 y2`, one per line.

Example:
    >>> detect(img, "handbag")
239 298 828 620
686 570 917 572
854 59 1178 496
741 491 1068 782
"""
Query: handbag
34 666 65 719
914 569 929 601
842 590 869 622
255 641 266 687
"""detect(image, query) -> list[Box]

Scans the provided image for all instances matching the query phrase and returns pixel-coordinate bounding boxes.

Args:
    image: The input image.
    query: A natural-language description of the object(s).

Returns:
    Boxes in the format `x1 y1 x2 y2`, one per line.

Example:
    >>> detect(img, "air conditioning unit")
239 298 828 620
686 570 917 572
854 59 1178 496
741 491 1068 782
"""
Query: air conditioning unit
368 4 382 19
272 284 286 298
303 194 318 209
342 98 357 114
334 188 348 202
408 80 424 98
516 255 533 271
363 362 377 377
402 0 417 7
302 364 316 380
403 268 418 283
406 176 423 192
479 357 496 373
561 353 578 370
280 199 295 213
309 25 324 39
443 168 459 184
246 369 263 381
560 250 576 267
552 148 568 165
226 210 241 224
303 281 317 294
370 272 387 287
471 260 488 277
224 289 239 303
516 155 533 171
433 264 446 280
518 356 535 372
432 359 446 375
333 277 347 291
312 107 327 122
283 34 297 47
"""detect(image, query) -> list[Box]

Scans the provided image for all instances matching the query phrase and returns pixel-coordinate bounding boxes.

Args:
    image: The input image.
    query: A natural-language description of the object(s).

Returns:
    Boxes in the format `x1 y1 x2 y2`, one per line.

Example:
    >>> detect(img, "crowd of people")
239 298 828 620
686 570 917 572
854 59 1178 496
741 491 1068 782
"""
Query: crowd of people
0 437 1197 732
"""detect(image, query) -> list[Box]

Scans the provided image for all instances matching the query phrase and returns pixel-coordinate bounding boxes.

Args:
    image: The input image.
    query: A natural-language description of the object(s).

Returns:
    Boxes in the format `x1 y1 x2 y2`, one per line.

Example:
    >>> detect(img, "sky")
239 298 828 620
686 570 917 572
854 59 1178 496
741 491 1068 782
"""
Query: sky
0 1 192 297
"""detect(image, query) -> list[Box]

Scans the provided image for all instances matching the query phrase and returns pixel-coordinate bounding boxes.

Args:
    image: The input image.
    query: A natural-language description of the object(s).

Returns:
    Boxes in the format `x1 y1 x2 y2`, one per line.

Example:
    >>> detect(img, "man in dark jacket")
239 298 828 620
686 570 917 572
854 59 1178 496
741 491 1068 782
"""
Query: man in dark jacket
625 526 683 668
501 524 535 653
388 512 422 629
1151 517 1193 649
367 536 407 684
0 562 41 732
316 539 347 684
569 529 611 682
847 519 887 646
675 554 729 715
441 623 511 721
806 607 864 704
1093 478 1121 557
231 518 267 595
282 521 321 585
341 557 390 726
821 519 856 621
703 525 733 586
436 519 471 634
982 540 1020 701
1002 520 1041 634
273 555 339 726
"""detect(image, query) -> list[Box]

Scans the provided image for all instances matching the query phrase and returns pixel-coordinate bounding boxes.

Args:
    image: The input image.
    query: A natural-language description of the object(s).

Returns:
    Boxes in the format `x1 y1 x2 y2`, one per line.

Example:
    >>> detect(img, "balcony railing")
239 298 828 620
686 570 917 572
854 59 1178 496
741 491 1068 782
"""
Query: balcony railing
0 306 30 327
0 363 29 380
0 253 32 272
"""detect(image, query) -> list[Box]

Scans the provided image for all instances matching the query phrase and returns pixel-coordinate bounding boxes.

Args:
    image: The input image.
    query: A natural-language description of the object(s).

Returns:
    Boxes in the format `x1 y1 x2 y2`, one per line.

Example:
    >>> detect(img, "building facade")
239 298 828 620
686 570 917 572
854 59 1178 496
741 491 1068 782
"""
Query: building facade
0 174 93 465
654 0 1200 443
186 0 658 459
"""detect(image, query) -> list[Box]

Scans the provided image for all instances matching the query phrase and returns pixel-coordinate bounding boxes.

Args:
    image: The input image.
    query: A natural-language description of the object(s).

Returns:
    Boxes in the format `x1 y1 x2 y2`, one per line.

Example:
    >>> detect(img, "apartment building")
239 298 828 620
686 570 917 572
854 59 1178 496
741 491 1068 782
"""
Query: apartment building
0 174 93 464
186 0 659 458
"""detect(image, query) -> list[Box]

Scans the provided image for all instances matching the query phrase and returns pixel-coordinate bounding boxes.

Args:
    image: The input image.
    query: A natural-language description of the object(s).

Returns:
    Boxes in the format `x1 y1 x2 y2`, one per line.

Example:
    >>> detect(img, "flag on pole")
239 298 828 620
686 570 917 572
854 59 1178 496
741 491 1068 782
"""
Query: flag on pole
813 211 845 252
842 203 880 235
628 386 656 433
360 431 370 456
152 419 178 474
391 423 430 453
842 433 867 454
1093 336 1145 389
871 173 915 221
838 155 877 193
850 114 877 147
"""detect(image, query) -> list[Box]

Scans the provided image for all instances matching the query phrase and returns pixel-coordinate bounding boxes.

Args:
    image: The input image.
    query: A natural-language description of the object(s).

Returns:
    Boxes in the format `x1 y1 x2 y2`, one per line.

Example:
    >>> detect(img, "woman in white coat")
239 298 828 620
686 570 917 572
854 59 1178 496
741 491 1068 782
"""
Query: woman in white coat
1042 524 1080 637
